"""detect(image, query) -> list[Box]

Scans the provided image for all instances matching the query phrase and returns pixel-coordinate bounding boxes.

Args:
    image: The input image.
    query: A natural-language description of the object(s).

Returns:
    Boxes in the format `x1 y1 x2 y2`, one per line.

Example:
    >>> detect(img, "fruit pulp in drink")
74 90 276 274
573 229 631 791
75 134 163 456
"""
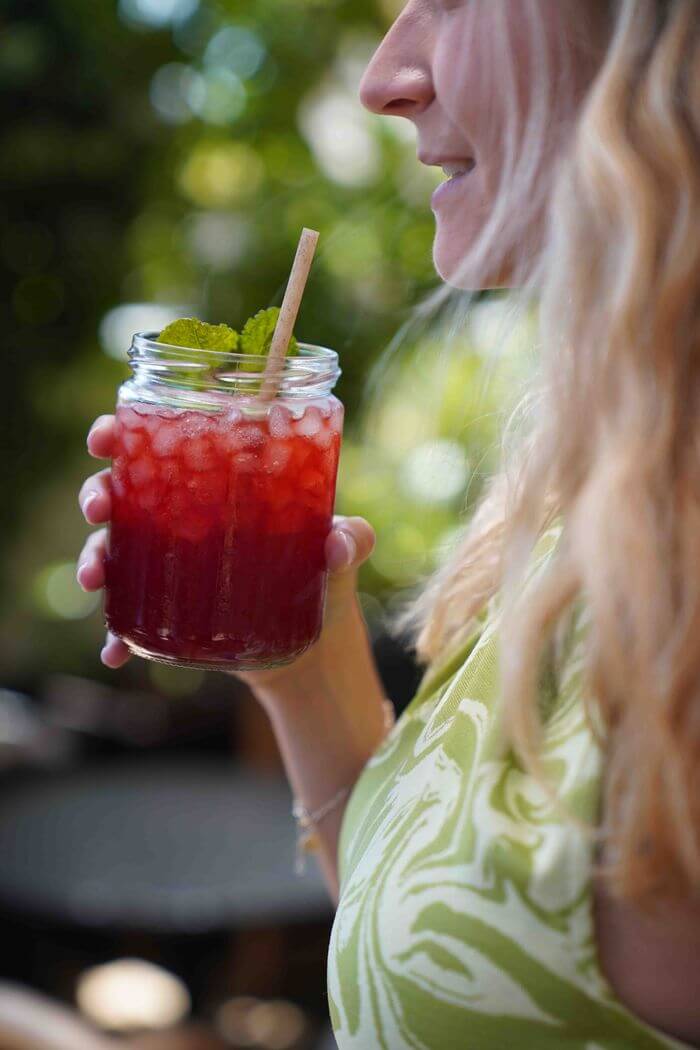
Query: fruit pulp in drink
104 397 343 669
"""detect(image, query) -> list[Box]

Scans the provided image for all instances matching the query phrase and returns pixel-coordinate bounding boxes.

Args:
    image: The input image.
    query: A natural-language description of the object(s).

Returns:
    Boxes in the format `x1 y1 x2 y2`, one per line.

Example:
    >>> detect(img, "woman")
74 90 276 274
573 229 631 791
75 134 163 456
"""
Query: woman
77 1 700 1047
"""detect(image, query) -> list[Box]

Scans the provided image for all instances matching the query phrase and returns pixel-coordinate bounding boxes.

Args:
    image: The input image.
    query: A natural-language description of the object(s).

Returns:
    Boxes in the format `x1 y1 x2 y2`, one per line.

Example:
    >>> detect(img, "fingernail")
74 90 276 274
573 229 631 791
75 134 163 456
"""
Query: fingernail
83 492 99 516
339 530 356 567
76 563 89 588
87 420 106 443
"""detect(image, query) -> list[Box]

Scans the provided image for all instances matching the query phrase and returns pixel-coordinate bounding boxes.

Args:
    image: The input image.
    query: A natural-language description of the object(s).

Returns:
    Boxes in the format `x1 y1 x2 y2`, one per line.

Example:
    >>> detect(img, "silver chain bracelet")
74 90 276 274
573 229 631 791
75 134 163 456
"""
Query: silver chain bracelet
292 699 396 875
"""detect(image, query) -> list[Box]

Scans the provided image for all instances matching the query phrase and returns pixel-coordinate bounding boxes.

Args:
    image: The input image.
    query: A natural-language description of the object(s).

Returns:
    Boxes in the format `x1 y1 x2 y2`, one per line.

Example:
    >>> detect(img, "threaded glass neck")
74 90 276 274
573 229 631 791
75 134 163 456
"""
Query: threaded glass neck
127 332 341 404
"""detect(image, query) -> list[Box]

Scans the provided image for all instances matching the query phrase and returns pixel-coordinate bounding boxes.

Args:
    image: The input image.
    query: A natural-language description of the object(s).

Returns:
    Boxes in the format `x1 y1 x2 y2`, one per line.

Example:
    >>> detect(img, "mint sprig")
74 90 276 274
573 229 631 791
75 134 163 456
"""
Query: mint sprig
155 310 299 390
158 318 240 355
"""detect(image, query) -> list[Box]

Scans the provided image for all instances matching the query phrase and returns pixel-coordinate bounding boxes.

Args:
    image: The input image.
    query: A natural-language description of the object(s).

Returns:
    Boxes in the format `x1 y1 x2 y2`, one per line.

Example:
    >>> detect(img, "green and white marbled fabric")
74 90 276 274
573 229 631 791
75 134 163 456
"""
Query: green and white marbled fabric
328 524 690 1050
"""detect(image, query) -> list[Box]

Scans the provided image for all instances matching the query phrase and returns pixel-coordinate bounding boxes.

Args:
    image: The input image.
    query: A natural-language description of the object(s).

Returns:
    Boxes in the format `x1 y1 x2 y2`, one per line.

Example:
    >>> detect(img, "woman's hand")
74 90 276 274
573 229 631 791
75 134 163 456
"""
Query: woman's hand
76 414 377 690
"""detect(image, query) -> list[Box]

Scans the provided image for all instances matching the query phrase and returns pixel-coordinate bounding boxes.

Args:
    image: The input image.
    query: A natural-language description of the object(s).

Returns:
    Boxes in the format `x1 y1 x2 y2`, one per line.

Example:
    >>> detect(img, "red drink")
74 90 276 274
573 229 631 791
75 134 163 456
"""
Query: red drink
105 397 343 669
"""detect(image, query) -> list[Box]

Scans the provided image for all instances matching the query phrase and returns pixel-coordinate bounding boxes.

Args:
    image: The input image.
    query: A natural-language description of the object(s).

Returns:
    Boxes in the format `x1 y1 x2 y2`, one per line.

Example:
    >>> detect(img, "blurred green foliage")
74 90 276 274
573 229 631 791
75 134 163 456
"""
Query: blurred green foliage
0 0 531 687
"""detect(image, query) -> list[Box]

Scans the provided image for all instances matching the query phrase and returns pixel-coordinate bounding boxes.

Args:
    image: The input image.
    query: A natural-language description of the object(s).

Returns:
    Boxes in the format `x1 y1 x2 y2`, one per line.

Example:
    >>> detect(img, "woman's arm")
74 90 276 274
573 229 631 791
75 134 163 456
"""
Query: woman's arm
594 877 700 1047
255 595 389 904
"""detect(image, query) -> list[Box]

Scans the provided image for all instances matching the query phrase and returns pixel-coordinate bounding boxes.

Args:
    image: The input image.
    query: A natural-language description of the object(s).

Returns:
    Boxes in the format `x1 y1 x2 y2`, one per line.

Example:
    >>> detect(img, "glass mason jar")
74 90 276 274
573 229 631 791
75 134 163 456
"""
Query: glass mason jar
104 332 343 672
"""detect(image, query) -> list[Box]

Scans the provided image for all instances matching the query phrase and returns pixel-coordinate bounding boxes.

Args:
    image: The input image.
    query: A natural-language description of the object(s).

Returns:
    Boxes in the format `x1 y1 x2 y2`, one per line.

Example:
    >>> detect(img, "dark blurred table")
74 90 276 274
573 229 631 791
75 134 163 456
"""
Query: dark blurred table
0 758 332 934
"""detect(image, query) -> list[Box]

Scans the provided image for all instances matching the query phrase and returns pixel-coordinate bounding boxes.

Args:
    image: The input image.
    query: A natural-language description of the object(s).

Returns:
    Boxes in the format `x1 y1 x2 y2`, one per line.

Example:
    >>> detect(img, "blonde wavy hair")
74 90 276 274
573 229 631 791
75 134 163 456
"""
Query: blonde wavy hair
397 0 700 902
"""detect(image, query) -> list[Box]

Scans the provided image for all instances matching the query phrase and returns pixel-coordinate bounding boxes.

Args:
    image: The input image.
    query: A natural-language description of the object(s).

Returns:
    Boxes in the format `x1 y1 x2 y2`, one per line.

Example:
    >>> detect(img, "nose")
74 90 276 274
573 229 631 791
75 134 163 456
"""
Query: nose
359 14 434 118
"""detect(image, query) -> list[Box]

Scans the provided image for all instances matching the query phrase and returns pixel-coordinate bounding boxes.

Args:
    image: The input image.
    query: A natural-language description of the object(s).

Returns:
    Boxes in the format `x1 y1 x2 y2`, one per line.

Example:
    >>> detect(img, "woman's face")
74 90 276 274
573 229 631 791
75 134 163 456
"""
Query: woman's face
359 0 604 288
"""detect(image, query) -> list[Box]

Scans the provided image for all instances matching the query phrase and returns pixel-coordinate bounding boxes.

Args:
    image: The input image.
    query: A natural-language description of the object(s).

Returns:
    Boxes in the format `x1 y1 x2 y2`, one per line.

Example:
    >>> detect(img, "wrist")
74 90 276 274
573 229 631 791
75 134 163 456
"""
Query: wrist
253 657 335 716
250 597 374 714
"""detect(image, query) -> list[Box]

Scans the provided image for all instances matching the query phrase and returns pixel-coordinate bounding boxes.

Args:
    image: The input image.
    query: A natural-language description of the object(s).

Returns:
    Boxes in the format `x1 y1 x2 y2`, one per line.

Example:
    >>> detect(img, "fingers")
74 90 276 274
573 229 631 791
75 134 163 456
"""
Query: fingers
83 417 127 669
79 469 112 525
326 516 376 575
87 415 116 459
76 528 108 591
76 534 131 668
101 631 131 669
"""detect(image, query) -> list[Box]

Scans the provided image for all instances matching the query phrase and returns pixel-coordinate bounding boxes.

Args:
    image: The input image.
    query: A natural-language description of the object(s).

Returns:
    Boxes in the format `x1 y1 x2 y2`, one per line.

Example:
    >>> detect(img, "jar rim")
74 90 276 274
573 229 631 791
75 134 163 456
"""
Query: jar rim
127 331 341 400
131 331 339 368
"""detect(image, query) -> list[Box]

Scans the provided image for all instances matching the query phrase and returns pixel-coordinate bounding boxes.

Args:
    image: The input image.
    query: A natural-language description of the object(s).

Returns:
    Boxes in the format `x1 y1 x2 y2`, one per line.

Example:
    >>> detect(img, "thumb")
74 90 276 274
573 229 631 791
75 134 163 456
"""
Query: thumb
325 516 376 586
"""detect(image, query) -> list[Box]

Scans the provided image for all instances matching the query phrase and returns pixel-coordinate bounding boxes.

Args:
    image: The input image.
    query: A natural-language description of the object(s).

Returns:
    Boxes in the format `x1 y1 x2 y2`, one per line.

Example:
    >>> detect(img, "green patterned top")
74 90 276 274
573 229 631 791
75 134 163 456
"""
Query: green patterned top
328 523 690 1050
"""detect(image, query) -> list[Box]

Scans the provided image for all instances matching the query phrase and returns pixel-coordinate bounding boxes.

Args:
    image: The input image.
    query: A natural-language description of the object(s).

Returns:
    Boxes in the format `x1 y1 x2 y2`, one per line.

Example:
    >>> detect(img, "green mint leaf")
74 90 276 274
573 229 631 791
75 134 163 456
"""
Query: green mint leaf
158 318 239 354
239 307 299 360
157 318 240 391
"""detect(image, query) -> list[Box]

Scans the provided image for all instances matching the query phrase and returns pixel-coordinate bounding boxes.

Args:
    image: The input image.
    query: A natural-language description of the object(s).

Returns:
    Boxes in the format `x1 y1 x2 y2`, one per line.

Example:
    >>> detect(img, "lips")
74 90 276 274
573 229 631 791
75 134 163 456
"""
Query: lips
418 153 476 177
441 161 476 179
417 151 477 210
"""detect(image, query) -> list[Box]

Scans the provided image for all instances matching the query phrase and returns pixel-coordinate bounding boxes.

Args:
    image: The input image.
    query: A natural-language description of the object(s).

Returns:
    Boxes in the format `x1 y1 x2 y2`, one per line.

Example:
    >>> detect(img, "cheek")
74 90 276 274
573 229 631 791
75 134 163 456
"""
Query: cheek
430 12 515 288
433 5 515 168
430 3 575 289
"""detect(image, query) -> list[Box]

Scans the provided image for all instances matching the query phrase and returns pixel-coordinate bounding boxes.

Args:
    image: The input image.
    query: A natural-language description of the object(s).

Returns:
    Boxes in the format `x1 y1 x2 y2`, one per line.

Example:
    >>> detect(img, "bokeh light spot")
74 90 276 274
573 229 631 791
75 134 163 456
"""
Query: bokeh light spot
400 440 469 506
99 303 194 360
0 24 50 87
178 141 264 208
215 996 307 1050
298 86 381 187
204 25 266 80
149 63 204 124
184 211 251 271
118 0 199 30
469 296 535 362
188 68 246 125
77 958 190 1031
33 563 100 621
373 523 429 583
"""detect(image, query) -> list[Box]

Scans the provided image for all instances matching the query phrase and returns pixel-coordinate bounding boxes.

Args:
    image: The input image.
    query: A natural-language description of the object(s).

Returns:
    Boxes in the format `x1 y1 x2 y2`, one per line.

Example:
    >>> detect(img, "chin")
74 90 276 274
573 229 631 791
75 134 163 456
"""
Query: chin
433 251 478 290
432 231 493 291
433 238 513 291
432 220 517 291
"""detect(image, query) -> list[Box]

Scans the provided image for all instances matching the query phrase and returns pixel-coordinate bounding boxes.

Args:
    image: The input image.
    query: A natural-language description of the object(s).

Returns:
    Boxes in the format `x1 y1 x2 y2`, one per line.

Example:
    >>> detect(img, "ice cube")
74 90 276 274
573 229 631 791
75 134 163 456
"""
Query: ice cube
182 412 214 438
219 427 244 456
183 436 216 472
296 407 322 439
134 404 163 435
234 452 259 473
239 424 264 448
138 486 162 512
187 472 227 504
123 429 146 456
129 457 156 487
263 441 293 476
315 424 333 450
151 424 180 457
328 402 344 433
269 404 292 439
159 458 180 485
120 408 143 430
